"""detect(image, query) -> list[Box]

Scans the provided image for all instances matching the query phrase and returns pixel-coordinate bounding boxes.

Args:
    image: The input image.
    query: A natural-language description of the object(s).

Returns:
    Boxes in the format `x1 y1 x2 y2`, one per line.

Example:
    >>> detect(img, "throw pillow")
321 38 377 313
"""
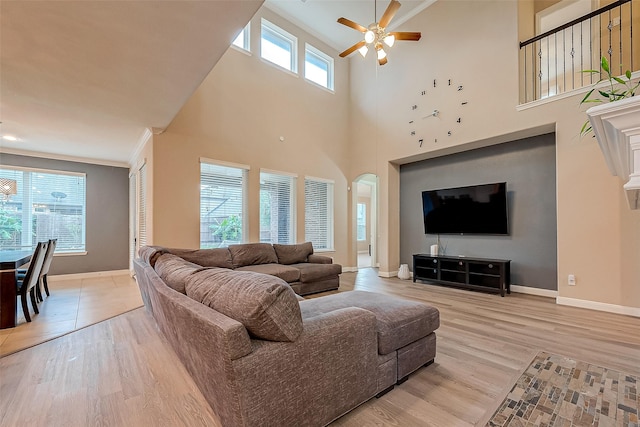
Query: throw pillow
228 243 278 268
185 268 303 342
273 242 314 265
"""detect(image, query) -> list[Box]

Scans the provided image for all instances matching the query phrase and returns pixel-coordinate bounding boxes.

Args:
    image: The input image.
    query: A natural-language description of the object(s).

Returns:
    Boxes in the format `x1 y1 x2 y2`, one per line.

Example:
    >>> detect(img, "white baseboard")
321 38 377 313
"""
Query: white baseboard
510 285 558 298
378 270 397 278
342 266 358 273
48 269 130 281
556 296 640 318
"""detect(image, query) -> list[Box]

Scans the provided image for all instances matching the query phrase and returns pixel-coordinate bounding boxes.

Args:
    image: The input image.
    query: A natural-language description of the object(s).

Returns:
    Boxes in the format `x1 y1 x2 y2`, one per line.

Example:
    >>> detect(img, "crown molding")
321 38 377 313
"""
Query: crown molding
0 147 129 168
128 128 153 167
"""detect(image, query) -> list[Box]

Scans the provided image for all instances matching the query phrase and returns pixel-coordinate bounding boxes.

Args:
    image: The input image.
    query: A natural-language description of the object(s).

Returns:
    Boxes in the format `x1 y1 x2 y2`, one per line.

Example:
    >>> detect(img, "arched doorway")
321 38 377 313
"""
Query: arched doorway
353 174 377 269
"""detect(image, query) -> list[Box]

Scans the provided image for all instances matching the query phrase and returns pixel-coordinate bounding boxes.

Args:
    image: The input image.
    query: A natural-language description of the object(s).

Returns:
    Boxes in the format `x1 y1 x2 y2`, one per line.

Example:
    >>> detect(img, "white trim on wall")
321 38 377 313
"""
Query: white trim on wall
556 296 640 318
0 147 129 168
48 269 131 281
511 285 558 298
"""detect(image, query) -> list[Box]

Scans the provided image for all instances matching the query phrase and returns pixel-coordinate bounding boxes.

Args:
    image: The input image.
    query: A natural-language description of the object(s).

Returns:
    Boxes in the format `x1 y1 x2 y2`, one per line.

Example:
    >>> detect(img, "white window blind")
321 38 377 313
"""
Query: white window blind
260 171 296 244
137 163 147 248
304 178 334 250
200 161 247 248
0 167 86 253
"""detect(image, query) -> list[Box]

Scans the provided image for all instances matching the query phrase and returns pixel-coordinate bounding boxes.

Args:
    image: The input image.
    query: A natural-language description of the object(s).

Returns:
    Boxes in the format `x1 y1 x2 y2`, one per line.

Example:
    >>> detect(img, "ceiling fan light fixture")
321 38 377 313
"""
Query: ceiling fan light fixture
376 46 387 60
383 34 395 47
364 30 375 44
358 45 369 58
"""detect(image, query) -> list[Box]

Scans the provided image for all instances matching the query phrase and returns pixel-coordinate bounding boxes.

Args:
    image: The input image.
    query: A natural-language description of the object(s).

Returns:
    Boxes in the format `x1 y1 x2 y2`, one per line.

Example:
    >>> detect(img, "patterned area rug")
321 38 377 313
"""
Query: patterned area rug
487 351 639 426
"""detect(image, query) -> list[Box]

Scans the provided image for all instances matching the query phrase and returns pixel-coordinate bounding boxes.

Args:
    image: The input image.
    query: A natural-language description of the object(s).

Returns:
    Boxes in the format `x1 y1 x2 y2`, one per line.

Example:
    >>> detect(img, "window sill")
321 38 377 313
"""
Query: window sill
54 251 87 257
314 248 335 253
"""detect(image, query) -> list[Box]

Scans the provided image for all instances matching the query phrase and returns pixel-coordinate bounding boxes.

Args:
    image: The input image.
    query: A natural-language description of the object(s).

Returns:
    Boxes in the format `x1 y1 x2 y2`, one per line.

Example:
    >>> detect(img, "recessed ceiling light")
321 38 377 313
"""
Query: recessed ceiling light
2 135 18 141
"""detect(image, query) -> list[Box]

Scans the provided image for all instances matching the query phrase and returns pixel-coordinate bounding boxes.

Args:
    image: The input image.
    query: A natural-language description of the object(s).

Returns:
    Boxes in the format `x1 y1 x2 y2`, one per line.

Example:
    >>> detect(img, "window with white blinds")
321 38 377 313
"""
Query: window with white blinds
260 171 296 244
200 161 248 248
304 178 334 250
137 163 147 248
0 166 86 253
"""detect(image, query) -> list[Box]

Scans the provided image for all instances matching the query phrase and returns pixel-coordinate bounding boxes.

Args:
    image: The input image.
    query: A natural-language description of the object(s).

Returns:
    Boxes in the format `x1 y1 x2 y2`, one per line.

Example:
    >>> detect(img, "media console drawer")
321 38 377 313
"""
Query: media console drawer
412 254 511 296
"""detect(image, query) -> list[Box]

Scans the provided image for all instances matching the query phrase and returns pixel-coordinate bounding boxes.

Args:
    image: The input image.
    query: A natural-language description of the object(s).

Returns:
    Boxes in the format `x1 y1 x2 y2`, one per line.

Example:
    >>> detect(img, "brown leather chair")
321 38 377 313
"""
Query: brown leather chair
16 241 48 322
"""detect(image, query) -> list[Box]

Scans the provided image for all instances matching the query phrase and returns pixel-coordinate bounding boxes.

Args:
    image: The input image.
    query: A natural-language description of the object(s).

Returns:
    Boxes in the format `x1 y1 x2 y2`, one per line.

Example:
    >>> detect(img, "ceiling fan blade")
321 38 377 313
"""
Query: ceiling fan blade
378 56 388 66
389 31 421 41
379 0 402 29
337 17 368 33
339 40 366 58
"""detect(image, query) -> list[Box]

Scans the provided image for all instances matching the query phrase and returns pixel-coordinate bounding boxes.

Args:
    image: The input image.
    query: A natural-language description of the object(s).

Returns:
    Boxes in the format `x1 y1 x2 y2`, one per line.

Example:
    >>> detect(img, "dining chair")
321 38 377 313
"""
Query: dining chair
35 239 57 302
16 241 48 323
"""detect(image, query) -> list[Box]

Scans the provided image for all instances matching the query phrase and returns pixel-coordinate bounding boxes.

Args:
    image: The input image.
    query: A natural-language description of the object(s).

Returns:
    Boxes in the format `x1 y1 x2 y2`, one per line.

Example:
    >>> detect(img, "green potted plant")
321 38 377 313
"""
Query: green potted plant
580 56 638 136
581 56 640 209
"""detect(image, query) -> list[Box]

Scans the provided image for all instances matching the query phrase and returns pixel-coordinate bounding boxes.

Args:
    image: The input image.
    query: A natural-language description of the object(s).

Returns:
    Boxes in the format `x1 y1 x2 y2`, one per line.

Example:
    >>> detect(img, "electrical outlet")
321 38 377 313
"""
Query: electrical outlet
568 274 576 286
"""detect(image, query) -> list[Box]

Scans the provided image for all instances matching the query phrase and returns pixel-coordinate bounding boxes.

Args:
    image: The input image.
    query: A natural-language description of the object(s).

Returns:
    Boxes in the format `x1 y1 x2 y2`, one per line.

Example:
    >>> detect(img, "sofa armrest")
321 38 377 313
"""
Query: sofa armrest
307 253 332 264
232 307 378 426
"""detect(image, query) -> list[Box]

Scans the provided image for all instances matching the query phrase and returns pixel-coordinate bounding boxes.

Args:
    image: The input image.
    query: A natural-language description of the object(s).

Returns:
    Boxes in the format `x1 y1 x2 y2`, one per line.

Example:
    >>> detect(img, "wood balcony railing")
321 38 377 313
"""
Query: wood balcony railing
519 0 638 103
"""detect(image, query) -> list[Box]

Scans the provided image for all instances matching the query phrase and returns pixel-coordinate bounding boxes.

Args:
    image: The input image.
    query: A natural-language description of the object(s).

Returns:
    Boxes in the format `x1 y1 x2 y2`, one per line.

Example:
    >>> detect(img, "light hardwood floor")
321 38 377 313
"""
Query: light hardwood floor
0 273 142 357
1 268 639 426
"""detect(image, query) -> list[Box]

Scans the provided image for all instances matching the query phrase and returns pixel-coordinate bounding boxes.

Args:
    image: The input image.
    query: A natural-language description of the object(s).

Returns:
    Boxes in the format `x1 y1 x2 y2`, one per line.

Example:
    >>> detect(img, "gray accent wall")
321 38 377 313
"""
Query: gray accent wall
0 153 129 275
399 134 557 290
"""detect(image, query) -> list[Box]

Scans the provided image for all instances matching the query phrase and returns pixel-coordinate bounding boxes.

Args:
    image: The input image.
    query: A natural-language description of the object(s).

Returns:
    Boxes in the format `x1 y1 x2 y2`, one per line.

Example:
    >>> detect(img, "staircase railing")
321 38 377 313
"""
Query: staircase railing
519 0 636 103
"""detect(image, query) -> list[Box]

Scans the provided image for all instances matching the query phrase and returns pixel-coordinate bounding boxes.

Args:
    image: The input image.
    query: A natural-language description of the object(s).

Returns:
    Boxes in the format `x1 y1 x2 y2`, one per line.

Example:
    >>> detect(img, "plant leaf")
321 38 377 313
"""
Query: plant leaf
613 76 626 85
580 121 592 136
601 56 609 73
626 70 632 79
580 88 595 104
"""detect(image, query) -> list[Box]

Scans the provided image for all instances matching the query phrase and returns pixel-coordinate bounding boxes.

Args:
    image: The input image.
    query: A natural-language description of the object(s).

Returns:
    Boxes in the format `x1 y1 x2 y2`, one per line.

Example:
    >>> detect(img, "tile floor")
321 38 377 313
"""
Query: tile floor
0 272 143 357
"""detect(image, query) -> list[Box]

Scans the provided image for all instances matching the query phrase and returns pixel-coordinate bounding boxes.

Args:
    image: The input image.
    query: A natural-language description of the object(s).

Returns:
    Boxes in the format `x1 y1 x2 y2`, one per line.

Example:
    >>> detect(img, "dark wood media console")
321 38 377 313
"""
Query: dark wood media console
412 254 511 297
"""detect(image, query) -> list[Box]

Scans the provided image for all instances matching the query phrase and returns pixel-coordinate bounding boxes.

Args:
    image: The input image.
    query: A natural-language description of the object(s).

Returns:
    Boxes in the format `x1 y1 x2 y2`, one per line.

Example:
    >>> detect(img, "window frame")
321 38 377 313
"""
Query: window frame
304 176 334 252
232 23 251 52
304 43 335 91
0 165 87 254
260 18 298 73
199 158 250 249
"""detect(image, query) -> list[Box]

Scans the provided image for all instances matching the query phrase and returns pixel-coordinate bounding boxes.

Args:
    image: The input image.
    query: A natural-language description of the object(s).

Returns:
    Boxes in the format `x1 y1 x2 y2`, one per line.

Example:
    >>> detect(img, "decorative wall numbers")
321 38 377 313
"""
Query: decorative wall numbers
408 78 468 147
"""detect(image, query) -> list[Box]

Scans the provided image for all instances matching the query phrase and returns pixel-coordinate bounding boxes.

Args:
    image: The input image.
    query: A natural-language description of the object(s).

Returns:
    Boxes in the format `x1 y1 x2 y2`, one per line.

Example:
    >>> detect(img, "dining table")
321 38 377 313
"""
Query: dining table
0 250 33 329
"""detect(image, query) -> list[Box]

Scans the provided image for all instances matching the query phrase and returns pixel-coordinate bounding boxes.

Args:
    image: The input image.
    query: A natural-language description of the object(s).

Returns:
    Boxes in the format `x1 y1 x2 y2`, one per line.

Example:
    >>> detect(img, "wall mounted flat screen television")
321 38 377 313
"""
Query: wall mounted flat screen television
422 182 508 235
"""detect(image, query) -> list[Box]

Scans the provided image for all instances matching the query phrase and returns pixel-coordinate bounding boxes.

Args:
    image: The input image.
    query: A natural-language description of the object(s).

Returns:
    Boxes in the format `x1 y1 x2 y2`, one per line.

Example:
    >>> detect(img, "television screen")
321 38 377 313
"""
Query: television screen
422 182 508 235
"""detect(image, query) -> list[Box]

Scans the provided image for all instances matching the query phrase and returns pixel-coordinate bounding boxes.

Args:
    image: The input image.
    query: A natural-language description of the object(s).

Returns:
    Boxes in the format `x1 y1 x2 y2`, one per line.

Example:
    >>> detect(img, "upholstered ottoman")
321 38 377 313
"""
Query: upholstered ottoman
299 291 440 391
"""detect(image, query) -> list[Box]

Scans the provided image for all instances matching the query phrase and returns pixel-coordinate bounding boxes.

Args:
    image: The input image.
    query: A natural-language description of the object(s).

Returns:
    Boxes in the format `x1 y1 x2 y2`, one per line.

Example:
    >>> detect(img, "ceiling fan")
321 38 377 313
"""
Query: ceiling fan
337 0 421 66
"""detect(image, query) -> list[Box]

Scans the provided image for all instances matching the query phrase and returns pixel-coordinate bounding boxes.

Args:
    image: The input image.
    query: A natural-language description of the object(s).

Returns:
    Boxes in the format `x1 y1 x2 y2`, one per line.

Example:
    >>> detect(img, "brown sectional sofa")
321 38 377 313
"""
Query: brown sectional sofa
148 242 341 296
135 245 440 427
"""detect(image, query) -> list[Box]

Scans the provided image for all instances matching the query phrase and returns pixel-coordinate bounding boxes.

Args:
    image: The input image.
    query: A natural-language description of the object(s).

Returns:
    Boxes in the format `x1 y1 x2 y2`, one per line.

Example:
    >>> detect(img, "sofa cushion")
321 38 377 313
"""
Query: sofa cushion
228 243 278 268
291 263 342 283
138 245 168 268
154 253 207 294
273 242 314 265
299 291 439 355
166 247 233 269
185 268 303 342
235 264 301 283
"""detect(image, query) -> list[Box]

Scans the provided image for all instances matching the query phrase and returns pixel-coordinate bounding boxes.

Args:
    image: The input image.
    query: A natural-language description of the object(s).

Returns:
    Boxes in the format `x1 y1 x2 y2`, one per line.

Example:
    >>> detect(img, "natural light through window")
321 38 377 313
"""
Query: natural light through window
261 19 297 73
232 23 250 52
305 44 334 90
0 166 86 253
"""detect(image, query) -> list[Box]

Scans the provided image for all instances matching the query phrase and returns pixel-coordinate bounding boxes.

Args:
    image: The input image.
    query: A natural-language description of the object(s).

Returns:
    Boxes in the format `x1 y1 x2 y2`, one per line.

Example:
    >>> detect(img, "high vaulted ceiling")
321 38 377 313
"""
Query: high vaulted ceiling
0 0 263 165
0 0 432 166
